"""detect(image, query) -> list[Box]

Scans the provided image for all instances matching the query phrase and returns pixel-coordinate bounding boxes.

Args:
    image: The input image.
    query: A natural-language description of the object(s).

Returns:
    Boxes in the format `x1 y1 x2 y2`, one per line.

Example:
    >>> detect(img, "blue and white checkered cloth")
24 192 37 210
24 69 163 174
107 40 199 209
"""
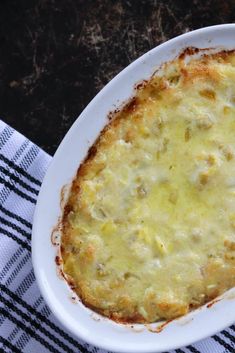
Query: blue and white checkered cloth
0 119 234 353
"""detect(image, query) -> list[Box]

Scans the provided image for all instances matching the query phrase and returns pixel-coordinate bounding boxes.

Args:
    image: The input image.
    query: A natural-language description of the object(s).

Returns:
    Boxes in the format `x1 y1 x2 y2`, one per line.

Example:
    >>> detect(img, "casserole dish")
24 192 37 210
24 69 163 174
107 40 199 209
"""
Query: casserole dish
32 24 235 353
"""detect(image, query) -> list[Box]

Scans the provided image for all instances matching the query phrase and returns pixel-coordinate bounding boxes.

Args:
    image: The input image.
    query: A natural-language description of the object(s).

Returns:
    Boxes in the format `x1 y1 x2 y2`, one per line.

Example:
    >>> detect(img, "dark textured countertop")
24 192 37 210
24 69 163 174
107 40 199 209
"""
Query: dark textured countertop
0 0 234 155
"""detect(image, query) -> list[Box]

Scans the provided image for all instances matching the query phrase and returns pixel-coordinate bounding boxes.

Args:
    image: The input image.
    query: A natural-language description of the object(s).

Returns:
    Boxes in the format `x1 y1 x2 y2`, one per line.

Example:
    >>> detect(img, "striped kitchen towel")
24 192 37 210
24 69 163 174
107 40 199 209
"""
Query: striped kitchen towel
0 118 234 353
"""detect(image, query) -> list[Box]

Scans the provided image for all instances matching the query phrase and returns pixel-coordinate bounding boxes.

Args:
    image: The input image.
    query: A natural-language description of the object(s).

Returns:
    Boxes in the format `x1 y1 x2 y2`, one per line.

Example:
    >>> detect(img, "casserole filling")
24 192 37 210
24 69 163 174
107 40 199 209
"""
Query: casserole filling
61 51 235 323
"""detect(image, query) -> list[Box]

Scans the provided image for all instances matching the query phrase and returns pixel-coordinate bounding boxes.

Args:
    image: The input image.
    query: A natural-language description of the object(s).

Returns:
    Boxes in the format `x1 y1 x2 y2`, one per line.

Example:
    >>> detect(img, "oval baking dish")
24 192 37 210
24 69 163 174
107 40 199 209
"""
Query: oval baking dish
32 24 235 353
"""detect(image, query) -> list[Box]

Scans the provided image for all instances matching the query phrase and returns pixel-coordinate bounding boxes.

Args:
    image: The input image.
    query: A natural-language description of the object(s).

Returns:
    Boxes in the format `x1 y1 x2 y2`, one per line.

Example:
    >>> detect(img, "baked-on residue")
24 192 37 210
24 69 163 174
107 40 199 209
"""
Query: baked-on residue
61 50 235 323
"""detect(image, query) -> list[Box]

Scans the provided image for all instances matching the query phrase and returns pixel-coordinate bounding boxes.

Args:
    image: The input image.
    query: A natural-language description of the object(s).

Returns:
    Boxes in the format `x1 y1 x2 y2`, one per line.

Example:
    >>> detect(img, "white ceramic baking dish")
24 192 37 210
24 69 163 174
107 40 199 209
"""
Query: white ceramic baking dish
32 24 235 353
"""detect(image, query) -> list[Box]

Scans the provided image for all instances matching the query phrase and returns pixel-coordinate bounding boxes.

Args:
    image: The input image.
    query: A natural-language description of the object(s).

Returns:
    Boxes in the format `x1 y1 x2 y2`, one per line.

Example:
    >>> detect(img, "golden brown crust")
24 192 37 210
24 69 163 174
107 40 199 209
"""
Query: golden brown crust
60 48 235 323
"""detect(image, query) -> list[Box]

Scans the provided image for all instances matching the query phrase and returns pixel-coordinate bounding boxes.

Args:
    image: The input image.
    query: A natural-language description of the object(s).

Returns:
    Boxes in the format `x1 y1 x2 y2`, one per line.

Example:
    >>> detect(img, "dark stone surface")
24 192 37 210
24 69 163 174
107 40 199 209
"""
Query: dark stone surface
0 0 234 155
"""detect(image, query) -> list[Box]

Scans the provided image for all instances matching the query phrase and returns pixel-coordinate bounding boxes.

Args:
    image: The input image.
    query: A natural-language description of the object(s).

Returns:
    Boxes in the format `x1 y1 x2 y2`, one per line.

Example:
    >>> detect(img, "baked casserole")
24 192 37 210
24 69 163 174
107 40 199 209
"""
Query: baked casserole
61 50 235 323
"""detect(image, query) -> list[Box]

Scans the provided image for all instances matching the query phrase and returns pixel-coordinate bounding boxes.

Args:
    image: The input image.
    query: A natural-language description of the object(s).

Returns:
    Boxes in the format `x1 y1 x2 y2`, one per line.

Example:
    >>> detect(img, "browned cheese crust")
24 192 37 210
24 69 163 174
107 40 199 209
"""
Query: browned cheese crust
61 49 235 323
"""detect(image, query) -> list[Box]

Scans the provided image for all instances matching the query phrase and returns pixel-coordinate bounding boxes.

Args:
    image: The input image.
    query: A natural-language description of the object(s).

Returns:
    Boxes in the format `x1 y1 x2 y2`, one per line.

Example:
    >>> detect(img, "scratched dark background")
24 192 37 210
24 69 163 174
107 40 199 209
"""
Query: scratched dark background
0 0 234 155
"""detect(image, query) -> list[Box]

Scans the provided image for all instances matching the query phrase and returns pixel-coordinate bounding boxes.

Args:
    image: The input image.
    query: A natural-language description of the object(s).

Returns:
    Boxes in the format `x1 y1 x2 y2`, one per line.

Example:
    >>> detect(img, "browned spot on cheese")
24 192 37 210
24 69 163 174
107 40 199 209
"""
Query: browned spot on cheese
179 46 200 60
199 171 209 185
55 255 62 266
224 239 235 251
185 127 191 142
135 80 148 90
199 89 216 100
124 97 139 114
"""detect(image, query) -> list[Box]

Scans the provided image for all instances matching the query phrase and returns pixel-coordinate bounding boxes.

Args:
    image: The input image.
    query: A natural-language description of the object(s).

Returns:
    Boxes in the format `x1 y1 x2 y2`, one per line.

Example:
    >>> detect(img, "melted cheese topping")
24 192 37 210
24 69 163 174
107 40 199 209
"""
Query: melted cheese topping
61 51 235 323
